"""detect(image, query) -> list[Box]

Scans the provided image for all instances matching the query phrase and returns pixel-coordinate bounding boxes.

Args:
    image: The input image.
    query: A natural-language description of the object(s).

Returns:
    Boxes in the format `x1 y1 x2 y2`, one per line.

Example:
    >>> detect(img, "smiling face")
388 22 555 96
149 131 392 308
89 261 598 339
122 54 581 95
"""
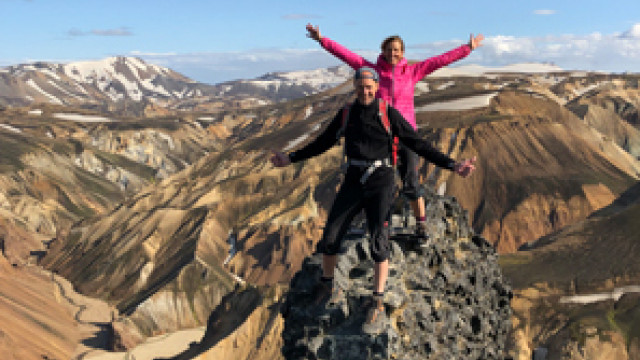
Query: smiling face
354 76 379 106
382 39 404 66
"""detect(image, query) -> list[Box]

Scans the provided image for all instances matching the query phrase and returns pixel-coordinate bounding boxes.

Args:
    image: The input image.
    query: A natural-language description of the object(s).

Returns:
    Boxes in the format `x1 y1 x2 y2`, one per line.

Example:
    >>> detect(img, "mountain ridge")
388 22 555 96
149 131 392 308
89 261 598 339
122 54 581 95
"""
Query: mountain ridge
1 60 640 359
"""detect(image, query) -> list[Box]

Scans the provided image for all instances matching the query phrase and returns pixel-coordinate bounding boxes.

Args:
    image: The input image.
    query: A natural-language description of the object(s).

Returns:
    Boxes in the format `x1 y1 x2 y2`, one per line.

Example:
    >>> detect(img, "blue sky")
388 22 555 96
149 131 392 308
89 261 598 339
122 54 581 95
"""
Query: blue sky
2 0 640 84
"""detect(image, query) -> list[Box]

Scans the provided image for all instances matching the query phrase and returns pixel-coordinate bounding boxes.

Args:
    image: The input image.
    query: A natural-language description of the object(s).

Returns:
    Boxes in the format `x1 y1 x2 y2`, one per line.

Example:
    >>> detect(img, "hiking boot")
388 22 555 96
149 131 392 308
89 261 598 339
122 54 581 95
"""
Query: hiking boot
362 295 387 334
312 280 344 308
415 220 429 239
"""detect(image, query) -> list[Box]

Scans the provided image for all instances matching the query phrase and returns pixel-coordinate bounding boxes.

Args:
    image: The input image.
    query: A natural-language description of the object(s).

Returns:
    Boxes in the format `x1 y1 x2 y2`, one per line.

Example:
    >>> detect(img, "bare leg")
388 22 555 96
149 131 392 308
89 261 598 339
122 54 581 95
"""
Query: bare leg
410 197 426 219
323 254 337 278
374 259 389 293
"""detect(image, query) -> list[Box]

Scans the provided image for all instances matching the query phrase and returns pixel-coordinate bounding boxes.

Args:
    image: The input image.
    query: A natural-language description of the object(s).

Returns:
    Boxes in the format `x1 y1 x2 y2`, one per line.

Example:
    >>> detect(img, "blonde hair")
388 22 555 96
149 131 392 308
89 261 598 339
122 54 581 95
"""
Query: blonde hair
381 35 405 52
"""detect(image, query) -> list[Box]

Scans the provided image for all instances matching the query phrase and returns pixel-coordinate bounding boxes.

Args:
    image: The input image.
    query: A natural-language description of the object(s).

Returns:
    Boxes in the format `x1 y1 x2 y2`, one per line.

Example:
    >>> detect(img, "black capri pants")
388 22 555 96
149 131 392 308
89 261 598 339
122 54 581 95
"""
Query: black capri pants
317 166 395 262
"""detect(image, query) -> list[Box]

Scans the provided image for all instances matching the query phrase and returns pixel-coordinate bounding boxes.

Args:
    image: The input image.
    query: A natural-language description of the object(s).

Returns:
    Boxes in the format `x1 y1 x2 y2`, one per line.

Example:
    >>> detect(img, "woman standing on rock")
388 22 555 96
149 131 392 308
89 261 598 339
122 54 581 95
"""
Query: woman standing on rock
306 24 483 236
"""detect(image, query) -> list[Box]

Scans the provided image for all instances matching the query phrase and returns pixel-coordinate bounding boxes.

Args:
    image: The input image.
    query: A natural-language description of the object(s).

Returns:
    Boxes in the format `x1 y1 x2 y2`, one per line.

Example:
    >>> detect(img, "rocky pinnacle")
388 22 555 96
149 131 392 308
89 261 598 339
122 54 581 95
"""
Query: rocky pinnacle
281 192 513 360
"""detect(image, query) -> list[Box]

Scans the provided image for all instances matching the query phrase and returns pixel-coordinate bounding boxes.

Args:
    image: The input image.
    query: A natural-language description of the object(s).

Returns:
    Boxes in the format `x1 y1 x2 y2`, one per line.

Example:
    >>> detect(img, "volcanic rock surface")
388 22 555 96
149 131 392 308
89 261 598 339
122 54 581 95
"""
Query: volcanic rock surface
282 192 513 360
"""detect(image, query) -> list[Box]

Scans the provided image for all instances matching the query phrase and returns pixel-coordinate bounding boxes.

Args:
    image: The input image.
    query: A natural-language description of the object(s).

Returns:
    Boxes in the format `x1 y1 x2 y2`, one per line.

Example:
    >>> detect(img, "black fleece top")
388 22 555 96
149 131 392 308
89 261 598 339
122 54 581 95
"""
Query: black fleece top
289 99 455 171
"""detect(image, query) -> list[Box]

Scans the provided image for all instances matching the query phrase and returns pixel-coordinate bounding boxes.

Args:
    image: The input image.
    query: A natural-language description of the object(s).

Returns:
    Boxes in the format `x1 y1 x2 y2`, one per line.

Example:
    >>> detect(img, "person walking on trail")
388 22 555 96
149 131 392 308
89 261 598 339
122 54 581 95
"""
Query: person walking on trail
270 67 476 333
306 23 484 237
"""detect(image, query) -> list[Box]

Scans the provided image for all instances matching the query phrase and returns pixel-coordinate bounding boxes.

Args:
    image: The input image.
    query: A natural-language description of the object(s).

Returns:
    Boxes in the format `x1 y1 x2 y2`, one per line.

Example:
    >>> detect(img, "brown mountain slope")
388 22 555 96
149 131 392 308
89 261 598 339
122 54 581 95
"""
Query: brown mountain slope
420 91 640 253
500 181 640 360
35 73 640 356
566 83 640 158
41 145 336 334
501 181 640 289
0 257 79 360
0 128 124 262
41 93 350 338
0 104 237 268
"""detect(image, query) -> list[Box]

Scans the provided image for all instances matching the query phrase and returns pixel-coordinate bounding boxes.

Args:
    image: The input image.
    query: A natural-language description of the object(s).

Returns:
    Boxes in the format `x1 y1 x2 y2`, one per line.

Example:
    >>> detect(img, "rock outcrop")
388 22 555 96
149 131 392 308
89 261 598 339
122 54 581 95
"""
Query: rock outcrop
282 192 512 360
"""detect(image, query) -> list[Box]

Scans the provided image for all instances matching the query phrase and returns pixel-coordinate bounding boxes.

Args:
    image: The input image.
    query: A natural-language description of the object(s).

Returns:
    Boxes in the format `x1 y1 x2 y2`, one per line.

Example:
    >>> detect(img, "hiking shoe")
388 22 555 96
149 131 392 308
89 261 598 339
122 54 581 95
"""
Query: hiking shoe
312 280 344 308
362 296 387 334
415 220 428 238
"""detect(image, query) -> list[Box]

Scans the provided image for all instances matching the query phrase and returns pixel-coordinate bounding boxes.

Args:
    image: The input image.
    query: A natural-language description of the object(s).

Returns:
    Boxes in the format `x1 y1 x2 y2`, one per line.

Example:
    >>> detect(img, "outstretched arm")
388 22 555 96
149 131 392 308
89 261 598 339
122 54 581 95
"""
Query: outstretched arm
306 23 372 70
389 107 477 176
270 110 343 166
412 33 484 81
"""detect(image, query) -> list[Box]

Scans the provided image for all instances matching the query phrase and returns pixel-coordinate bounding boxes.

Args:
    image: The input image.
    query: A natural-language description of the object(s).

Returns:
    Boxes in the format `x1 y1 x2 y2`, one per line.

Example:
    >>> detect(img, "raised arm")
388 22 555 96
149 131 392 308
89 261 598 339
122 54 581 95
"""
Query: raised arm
306 23 373 70
412 33 484 82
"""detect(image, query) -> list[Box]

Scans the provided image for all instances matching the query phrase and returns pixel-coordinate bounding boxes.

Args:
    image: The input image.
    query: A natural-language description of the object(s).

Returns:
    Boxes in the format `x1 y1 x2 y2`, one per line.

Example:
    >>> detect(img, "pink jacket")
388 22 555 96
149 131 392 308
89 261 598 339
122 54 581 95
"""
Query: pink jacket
320 37 471 129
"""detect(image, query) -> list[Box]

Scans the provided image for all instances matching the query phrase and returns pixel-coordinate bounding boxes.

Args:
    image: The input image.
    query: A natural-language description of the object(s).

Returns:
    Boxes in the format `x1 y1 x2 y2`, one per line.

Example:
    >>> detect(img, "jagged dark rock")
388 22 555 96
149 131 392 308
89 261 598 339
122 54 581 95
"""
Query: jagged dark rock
282 192 513 360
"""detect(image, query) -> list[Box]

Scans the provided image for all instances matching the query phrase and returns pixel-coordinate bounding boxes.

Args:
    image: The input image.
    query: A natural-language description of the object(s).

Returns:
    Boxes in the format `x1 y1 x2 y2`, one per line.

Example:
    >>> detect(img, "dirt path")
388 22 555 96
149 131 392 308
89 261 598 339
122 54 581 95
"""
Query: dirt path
84 327 206 360
37 254 246 359
44 269 116 359
39 266 209 360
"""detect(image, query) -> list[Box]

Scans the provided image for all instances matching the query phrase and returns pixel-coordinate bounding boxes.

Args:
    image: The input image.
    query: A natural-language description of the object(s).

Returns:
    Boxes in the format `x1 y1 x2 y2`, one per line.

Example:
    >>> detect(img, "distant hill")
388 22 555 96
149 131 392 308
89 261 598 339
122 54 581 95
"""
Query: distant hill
0 57 569 115
0 57 352 114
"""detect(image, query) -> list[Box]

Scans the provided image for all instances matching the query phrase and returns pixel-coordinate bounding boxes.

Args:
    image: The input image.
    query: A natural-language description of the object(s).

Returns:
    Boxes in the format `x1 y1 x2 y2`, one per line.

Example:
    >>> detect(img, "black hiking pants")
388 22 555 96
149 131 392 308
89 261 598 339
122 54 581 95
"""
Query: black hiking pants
397 142 422 201
317 166 395 262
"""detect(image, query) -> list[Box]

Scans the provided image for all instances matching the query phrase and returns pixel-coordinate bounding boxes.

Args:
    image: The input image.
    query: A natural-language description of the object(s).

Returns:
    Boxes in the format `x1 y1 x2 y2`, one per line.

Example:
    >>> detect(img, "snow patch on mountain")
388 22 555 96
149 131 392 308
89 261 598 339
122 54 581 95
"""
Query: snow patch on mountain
62 57 180 102
436 81 456 90
53 113 114 122
416 92 498 112
283 134 310 152
26 79 63 105
47 80 81 100
0 124 22 133
560 285 640 305
39 68 61 81
430 63 564 78
572 83 603 97
249 65 352 92
414 82 430 96
304 106 313 120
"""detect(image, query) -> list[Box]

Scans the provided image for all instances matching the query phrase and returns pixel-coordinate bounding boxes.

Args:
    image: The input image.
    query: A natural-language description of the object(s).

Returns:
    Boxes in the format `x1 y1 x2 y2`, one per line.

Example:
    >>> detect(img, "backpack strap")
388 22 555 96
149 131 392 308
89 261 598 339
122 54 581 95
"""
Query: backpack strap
378 99 391 133
337 104 351 171
337 104 351 139
377 99 398 166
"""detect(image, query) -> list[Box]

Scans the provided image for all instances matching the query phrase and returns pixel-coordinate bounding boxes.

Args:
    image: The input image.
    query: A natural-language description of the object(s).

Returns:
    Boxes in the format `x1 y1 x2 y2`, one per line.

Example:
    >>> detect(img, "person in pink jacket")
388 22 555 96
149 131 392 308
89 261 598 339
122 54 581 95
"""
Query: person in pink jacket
306 24 483 236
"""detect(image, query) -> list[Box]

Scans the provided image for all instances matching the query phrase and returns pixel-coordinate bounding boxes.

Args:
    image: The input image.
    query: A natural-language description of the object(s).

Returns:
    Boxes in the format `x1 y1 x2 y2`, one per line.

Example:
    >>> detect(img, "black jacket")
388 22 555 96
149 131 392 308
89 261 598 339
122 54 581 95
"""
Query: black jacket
289 99 455 170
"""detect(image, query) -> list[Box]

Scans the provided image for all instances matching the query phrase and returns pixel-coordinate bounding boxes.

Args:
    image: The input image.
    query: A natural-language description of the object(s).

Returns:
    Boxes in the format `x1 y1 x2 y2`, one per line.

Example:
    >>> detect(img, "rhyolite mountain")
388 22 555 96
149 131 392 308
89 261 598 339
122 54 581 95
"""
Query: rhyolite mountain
0 57 351 115
0 59 639 359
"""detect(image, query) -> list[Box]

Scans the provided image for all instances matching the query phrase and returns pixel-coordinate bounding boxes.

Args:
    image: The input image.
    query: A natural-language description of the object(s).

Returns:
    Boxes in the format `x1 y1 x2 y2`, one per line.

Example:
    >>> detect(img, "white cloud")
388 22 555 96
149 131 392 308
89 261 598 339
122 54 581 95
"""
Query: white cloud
68 27 133 37
533 9 556 15
408 23 640 73
68 28 85 37
136 49 347 84
127 23 640 84
282 13 321 20
621 23 640 38
91 27 132 36
131 50 178 57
